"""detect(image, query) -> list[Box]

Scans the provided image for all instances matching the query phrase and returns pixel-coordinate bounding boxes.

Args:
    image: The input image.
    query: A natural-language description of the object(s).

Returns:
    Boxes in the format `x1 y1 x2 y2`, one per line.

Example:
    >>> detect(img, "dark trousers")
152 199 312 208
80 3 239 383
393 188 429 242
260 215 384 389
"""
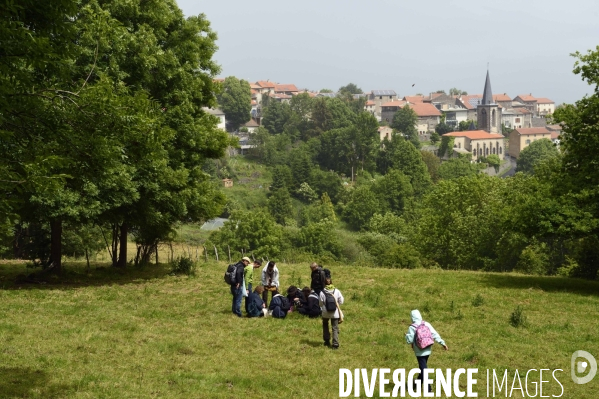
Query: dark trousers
416 355 431 392
230 285 242 317
244 283 253 313
322 318 339 347
262 287 278 307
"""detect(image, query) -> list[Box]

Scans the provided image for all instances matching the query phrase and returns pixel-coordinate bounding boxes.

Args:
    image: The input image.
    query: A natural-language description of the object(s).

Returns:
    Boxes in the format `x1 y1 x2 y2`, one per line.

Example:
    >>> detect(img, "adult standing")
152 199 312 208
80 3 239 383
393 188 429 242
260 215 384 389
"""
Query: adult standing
319 277 344 349
261 261 279 307
310 262 326 296
230 257 250 317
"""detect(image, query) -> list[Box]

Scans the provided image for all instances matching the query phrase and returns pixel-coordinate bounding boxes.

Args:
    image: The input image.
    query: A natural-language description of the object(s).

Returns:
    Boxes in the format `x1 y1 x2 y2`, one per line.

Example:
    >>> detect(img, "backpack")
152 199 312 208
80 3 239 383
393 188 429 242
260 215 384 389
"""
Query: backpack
323 289 337 312
412 321 434 349
322 268 331 279
223 263 238 285
279 295 291 312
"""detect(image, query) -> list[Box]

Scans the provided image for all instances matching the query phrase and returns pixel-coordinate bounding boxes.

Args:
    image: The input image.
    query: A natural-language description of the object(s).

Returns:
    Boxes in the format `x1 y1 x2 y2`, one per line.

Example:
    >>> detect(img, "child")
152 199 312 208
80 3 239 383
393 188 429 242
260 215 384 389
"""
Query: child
261 261 279 307
297 286 321 318
405 309 448 392
319 277 344 349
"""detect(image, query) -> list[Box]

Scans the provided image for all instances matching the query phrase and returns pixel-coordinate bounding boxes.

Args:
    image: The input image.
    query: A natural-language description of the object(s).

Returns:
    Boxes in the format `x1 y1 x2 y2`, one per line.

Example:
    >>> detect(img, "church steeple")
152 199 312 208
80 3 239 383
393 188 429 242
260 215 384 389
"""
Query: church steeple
481 70 493 105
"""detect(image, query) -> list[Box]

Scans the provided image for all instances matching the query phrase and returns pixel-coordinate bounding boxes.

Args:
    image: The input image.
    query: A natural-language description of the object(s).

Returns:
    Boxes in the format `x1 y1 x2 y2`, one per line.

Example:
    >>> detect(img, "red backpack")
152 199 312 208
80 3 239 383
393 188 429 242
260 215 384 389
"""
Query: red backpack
412 321 434 349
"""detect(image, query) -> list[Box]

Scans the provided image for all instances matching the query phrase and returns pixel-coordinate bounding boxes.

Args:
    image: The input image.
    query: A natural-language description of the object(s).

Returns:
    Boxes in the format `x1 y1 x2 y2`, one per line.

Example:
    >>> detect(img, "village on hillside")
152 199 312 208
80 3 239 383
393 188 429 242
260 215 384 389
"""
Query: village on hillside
207 72 562 177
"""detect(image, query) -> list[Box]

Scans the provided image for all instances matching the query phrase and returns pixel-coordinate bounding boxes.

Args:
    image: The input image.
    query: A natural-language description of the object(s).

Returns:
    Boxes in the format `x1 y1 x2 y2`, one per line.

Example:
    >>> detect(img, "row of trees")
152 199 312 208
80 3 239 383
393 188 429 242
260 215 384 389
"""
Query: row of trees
0 0 230 270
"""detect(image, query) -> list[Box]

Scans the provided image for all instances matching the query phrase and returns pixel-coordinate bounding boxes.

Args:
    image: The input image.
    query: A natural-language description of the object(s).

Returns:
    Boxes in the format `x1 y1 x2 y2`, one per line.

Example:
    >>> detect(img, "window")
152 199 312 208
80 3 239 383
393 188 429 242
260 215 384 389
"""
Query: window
458 143 461 149
380 96 382 100
473 149 477 156
525 139 531 145
499 147 502 154
480 109 487 129
486 147 489 155
478 148 483 156
515 117 520 123
492 109 496 127
492 147 496 154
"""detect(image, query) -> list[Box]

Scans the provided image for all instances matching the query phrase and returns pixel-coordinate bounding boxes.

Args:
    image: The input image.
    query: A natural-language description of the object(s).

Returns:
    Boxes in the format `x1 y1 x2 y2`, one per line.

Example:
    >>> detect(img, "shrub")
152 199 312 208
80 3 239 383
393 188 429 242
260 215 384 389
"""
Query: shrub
509 306 527 328
170 257 196 276
472 294 485 307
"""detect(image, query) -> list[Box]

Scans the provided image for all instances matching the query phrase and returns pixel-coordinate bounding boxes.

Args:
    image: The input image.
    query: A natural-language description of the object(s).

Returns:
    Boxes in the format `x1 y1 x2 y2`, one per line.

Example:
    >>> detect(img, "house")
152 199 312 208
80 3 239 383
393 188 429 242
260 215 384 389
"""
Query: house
406 103 442 135
443 130 505 161
502 108 532 129
243 118 260 133
492 93 512 109
535 98 555 116
222 179 233 188
202 107 226 130
378 126 393 141
365 100 376 116
443 106 470 128
508 127 552 158
402 95 424 103
274 84 299 96
456 94 482 121
255 81 276 95
368 90 398 120
513 94 537 115
380 100 406 124
269 93 292 104
317 92 337 98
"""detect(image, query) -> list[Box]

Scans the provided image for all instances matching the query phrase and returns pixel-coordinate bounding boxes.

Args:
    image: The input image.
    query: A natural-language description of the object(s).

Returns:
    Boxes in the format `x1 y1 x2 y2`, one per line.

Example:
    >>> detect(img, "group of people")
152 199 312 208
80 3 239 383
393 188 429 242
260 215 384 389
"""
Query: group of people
226 257 448 388
226 258 344 349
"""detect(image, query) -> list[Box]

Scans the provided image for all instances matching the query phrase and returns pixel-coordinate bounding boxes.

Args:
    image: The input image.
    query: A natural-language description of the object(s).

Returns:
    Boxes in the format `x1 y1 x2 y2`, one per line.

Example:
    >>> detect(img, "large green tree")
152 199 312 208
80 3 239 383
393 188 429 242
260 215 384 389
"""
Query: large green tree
516 139 559 174
391 106 420 148
217 76 251 131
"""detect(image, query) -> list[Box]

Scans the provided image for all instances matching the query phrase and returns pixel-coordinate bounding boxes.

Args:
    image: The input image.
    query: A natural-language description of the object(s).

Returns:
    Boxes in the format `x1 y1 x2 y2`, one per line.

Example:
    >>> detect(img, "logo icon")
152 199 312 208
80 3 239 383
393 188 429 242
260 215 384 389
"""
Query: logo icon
571 350 597 384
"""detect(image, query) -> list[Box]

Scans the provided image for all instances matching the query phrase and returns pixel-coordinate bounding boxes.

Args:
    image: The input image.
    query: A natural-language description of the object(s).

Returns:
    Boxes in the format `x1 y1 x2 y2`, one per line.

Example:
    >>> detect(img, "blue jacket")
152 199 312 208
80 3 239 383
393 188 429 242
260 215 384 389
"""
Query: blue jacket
405 310 445 357
268 294 287 318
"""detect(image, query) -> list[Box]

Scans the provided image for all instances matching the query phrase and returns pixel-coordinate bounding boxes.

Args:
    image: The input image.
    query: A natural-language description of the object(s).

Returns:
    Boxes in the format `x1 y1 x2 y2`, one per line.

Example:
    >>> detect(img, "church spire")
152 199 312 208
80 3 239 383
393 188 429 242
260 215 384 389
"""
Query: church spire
481 70 493 105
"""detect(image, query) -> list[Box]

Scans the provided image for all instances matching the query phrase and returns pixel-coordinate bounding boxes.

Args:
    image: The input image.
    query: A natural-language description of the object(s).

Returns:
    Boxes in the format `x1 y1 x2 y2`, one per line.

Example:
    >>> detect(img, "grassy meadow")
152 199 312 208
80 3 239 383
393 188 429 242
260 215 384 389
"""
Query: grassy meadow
0 261 598 398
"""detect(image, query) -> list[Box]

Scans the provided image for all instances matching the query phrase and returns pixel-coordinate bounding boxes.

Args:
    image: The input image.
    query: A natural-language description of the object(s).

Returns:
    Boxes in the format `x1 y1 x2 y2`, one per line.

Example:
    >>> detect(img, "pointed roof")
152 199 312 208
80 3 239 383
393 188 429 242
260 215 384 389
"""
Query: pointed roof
481 70 494 105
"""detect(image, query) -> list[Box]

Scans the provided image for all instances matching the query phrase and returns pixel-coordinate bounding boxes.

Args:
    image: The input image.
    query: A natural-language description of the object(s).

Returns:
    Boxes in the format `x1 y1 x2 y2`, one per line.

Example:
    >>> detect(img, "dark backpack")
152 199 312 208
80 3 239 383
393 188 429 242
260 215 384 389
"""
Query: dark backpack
323 289 337 312
323 268 331 279
224 263 238 285
279 296 291 312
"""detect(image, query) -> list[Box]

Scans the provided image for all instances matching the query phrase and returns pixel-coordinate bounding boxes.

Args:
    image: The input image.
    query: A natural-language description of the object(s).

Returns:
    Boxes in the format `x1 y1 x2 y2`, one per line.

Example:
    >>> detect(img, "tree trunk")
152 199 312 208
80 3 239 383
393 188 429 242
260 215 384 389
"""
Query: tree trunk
117 223 128 268
111 223 119 267
50 219 62 272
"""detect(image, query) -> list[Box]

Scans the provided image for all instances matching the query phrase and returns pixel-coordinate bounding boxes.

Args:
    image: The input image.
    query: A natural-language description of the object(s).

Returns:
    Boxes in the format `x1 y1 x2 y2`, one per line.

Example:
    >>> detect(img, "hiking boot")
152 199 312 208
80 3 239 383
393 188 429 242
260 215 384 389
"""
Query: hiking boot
324 341 331 347
332 345 339 350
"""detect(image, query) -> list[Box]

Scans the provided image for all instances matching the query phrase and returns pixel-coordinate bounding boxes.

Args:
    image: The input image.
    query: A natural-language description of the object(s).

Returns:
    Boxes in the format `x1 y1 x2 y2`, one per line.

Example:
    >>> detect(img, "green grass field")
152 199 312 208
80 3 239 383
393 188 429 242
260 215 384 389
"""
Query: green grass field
0 261 597 398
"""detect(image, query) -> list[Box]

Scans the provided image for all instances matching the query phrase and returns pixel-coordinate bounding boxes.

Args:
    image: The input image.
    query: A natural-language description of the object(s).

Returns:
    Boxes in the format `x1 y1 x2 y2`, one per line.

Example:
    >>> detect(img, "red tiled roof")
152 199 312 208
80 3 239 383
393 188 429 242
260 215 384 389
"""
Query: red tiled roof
493 94 511 102
256 81 276 88
403 96 424 103
514 127 551 135
551 131 560 140
365 100 375 106
249 83 261 89
405 103 442 117
270 93 292 99
274 83 298 93
515 94 537 102
443 130 504 140
535 98 554 104
514 107 532 115
245 119 259 127
381 100 405 107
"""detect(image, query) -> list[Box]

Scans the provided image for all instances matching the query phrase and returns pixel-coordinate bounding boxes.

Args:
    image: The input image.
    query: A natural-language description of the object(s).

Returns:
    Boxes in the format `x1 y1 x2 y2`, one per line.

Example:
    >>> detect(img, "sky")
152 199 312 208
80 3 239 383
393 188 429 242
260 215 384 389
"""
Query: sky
177 0 599 105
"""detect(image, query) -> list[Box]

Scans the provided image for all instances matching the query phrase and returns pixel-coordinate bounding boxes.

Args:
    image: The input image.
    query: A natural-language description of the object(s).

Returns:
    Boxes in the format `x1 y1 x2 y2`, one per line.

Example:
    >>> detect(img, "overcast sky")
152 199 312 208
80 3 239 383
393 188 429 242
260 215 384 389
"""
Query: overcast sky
178 0 599 104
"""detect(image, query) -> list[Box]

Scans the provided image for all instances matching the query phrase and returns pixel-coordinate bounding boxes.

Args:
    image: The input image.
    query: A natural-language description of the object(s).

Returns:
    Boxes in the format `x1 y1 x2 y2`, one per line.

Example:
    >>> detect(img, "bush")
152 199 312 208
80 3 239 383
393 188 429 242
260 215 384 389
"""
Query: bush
170 256 196 276
509 306 527 328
